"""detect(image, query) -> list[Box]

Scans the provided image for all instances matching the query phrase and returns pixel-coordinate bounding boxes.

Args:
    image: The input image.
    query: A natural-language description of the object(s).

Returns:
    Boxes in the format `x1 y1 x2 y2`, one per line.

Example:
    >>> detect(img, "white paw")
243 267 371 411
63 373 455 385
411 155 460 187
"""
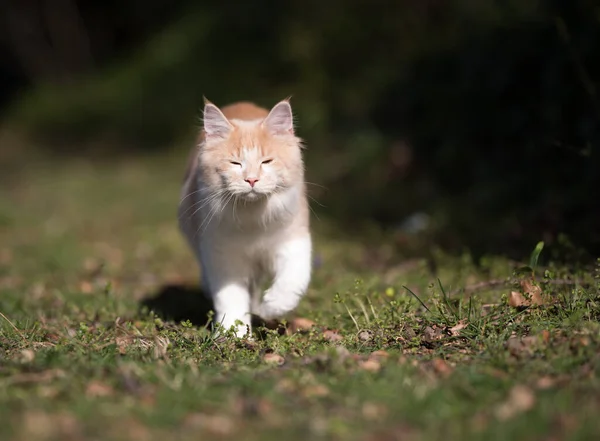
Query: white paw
258 291 300 320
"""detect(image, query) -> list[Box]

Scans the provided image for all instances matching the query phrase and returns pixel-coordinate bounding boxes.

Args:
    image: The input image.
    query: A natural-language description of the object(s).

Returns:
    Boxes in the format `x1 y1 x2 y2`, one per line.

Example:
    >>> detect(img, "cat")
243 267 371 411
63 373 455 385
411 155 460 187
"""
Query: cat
178 99 311 338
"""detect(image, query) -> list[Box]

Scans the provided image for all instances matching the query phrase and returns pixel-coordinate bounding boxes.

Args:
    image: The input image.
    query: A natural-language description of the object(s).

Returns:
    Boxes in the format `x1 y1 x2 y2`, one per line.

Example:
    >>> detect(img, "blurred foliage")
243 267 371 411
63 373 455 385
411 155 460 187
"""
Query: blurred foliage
1 0 599 258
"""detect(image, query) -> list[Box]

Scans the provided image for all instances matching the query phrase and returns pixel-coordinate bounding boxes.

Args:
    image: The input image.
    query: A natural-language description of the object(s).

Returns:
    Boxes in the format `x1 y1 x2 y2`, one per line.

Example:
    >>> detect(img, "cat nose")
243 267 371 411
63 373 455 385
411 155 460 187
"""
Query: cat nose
245 177 259 187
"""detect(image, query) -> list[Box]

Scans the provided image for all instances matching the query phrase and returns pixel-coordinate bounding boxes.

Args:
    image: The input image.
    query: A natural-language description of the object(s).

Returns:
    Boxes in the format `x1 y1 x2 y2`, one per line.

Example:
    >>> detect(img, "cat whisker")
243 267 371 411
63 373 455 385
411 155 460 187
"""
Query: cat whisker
194 198 222 238
182 190 227 220
304 181 328 190
179 188 205 203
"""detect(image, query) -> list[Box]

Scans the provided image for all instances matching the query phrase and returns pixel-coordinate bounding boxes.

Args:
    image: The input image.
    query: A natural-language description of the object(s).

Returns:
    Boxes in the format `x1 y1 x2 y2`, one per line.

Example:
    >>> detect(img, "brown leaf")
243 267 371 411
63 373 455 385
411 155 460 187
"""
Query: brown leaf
423 325 443 341
506 335 539 357
509 279 545 308
334 346 351 361
302 384 330 398
115 336 132 355
182 413 235 435
495 385 536 421
20 349 35 363
449 320 468 336
508 291 529 308
153 336 170 359
541 330 550 343
233 396 273 417
290 317 316 333
358 359 381 373
361 402 388 422
431 358 453 378
358 330 373 342
275 378 297 393
535 376 555 390
323 330 343 342
86 380 114 398
263 353 285 366
8 369 65 385
369 350 390 361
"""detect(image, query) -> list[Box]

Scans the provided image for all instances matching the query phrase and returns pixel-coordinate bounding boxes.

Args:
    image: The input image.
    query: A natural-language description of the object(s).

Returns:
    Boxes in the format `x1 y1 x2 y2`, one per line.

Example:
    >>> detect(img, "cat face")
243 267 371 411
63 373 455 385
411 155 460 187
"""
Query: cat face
199 100 304 201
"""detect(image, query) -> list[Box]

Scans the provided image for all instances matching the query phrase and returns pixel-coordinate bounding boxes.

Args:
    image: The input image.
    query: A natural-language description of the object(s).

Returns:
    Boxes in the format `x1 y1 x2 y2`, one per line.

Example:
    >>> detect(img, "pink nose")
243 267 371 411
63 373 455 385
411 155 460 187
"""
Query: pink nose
245 178 259 187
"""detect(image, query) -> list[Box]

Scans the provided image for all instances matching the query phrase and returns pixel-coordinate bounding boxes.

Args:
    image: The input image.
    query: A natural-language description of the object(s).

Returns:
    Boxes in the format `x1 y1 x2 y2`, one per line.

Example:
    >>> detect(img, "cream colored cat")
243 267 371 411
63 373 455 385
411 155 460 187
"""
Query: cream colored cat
178 99 311 338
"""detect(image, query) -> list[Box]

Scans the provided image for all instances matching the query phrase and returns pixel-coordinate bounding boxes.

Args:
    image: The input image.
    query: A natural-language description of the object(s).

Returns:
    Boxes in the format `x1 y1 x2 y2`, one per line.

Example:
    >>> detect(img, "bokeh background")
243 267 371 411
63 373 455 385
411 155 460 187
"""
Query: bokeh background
0 0 598 260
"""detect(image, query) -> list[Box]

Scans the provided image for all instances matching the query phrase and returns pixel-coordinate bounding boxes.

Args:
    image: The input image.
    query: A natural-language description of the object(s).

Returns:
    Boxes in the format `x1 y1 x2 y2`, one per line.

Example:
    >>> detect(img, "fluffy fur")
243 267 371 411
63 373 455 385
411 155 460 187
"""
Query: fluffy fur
178 99 311 337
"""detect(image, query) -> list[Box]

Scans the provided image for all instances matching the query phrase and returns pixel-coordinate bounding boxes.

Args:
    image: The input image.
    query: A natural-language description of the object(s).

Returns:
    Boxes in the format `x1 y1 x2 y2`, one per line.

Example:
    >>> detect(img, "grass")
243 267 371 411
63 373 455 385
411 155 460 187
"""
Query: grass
1 149 599 441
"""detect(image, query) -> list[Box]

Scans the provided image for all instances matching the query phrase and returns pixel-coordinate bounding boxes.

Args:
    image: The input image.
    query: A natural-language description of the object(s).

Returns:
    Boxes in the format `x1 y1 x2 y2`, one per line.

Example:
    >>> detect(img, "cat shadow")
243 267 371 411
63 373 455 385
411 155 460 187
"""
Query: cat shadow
139 284 282 334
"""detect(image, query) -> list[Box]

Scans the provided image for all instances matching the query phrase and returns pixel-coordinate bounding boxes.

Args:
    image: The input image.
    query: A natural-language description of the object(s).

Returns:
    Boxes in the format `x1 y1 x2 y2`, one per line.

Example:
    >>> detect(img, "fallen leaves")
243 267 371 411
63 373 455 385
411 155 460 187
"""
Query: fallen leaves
495 385 536 421
21 411 82 440
86 380 115 398
263 353 285 366
289 317 316 333
506 333 546 358
302 384 330 398
358 359 382 373
19 349 35 363
323 330 343 342
509 279 545 308
358 330 374 342
448 320 468 337
431 358 453 378
182 413 235 436
153 336 171 359
369 350 390 361
3 369 66 386
361 402 388 422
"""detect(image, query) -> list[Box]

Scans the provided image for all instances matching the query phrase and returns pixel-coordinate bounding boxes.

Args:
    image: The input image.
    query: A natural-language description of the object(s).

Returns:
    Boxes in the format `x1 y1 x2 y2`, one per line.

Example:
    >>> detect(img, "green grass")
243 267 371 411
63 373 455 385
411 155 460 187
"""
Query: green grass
1 150 599 441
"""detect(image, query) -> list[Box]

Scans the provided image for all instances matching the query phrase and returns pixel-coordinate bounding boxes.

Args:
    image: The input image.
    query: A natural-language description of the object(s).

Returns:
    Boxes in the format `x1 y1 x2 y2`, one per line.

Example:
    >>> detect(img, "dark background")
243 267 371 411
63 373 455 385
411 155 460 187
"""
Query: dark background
0 0 598 260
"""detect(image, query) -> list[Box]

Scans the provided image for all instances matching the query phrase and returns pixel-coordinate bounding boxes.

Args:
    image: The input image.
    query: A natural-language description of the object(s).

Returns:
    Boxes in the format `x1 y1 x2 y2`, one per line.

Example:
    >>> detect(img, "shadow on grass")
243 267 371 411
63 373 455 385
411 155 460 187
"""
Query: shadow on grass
140 284 214 327
139 284 281 333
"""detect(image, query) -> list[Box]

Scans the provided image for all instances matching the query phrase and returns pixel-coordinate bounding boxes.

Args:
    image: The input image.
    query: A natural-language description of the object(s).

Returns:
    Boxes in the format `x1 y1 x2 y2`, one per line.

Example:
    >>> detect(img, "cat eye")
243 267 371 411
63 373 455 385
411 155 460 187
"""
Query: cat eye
230 161 242 166
261 159 273 165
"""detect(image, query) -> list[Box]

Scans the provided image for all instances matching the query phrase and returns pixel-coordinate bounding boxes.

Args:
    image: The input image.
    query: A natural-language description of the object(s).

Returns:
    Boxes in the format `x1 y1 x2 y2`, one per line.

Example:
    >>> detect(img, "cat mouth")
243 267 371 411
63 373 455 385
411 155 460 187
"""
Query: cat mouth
237 190 266 201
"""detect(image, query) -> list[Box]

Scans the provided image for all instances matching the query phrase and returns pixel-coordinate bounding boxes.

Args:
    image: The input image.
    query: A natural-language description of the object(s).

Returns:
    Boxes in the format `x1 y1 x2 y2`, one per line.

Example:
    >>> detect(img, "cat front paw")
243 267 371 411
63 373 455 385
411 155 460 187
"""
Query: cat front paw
258 292 301 320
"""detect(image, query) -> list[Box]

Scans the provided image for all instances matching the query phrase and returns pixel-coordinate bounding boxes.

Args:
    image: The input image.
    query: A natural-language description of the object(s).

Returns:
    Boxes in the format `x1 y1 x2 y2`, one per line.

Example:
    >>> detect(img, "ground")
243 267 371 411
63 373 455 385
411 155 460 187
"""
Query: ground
0 150 599 441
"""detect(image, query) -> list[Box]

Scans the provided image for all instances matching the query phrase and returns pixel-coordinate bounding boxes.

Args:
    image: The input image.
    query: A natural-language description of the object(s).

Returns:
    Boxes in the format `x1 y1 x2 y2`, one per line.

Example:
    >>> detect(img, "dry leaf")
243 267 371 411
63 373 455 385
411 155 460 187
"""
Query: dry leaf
521 280 544 304
323 330 343 342
20 349 35 363
535 376 555 390
80 281 93 294
263 353 285 366
423 325 443 342
233 396 273 416
275 378 296 393
449 320 467 336
290 317 316 333
361 402 388 421
509 279 545 308
86 380 114 398
541 330 550 343
182 413 234 435
303 384 330 398
38 386 60 399
120 418 151 441
506 335 539 357
431 358 453 378
358 330 373 342
334 346 351 360
495 385 536 421
153 336 170 359
369 350 389 361
358 359 381 373
508 291 528 308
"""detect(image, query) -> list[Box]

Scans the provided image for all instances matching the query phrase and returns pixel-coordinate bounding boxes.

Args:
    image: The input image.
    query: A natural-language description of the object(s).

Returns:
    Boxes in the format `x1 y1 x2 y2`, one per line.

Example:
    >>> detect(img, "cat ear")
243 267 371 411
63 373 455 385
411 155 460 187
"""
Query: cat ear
203 101 233 140
263 100 294 135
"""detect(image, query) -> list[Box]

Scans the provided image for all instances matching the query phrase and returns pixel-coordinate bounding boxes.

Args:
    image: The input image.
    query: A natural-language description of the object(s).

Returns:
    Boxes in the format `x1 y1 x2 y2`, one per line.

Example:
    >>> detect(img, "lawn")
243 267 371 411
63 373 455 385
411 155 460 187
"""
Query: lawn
1 149 599 441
